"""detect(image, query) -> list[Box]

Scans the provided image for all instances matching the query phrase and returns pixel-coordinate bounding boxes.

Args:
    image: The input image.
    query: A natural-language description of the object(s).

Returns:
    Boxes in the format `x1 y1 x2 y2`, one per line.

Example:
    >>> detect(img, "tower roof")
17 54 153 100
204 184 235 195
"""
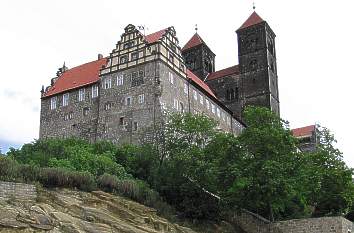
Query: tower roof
238 11 265 30
292 125 316 138
182 33 206 51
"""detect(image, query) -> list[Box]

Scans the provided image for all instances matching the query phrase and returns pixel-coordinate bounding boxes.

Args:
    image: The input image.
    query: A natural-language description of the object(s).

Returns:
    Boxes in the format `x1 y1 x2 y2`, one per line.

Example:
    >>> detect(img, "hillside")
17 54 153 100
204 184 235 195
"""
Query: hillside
0 187 200 233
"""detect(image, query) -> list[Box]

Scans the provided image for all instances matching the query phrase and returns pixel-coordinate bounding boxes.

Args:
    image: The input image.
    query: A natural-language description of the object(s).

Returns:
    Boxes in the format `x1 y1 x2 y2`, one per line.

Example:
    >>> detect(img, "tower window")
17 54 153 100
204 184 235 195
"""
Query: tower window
119 117 124 125
179 102 184 113
138 94 145 104
83 107 89 116
169 72 174 84
125 97 132 106
120 55 128 63
104 102 112 110
133 122 138 131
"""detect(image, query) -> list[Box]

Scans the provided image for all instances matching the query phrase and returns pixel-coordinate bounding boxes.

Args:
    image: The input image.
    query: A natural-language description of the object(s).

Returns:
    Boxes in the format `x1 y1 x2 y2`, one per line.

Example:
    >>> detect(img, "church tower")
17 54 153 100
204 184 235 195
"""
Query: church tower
237 11 280 115
182 33 215 80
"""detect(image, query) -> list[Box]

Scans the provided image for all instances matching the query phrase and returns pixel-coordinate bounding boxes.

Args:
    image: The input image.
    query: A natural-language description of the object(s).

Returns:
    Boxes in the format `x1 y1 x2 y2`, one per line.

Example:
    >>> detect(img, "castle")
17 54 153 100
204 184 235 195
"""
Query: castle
39 11 280 144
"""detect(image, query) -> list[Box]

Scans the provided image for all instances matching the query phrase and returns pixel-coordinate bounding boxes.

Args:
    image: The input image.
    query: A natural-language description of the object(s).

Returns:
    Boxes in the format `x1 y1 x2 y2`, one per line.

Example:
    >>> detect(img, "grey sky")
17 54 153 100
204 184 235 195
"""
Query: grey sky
0 0 353 165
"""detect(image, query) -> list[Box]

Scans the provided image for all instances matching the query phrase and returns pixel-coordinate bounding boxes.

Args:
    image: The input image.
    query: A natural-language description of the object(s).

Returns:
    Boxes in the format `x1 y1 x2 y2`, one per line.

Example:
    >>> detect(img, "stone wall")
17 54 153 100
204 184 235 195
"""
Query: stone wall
0 181 37 200
273 217 354 233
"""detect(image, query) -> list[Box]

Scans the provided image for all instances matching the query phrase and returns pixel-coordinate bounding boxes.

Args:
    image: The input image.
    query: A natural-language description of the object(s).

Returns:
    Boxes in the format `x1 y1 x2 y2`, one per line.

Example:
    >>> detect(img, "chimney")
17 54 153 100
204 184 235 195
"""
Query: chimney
98 54 103 60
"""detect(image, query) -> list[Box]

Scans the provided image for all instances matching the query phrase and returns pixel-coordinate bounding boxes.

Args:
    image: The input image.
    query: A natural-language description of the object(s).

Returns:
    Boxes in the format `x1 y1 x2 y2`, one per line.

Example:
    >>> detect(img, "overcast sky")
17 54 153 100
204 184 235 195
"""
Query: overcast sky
0 0 353 165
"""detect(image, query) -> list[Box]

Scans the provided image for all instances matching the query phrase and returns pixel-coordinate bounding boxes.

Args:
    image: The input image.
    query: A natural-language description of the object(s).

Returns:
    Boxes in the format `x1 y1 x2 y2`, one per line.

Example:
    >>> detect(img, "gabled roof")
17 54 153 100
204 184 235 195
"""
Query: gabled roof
206 65 240 81
182 33 206 51
292 125 316 138
238 11 264 30
187 69 216 98
144 29 168 43
43 58 107 98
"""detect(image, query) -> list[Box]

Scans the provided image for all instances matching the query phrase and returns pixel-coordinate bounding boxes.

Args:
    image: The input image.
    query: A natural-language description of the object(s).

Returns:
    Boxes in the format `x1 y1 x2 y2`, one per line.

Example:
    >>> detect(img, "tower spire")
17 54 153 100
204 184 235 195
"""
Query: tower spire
195 24 198 33
253 1 256 10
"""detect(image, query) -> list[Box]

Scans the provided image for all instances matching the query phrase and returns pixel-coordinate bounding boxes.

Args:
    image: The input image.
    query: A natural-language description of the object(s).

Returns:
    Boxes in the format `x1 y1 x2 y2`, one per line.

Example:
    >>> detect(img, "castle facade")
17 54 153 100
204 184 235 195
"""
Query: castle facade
39 11 279 145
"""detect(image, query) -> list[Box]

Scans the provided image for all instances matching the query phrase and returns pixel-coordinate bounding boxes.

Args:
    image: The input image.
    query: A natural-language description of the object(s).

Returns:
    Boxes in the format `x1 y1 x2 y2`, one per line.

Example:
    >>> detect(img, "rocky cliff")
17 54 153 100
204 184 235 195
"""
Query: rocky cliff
0 188 198 233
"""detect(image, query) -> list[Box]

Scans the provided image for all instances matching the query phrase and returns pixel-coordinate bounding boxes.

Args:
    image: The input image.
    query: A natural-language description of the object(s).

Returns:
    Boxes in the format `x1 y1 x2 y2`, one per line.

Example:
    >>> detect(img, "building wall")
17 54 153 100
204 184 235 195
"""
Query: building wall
0 181 37 201
40 84 99 142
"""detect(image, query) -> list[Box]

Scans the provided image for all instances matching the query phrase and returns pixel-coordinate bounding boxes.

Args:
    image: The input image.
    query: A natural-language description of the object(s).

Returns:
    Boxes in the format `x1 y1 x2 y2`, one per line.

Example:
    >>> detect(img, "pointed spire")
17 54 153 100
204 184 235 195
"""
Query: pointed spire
182 33 205 51
195 24 198 33
238 11 264 30
253 1 256 10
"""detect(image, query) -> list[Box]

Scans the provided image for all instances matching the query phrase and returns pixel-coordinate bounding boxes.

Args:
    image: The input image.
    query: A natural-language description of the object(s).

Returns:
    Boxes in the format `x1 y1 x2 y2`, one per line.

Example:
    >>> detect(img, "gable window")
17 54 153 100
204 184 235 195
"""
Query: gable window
131 52 139 60
120 55 128 64
117 75 124 86
168 72 174 84
63 93 69 106
133 122 138 131
125 97 132 106
50 96 57 110
103 77 112 89
193 90 198 100
184 83 188 94
78 88 85 101
92 85 98 98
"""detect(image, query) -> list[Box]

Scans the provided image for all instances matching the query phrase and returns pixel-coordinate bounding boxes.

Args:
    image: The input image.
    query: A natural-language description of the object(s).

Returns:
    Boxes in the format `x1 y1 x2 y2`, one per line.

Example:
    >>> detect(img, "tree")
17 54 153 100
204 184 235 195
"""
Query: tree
226 106 302 221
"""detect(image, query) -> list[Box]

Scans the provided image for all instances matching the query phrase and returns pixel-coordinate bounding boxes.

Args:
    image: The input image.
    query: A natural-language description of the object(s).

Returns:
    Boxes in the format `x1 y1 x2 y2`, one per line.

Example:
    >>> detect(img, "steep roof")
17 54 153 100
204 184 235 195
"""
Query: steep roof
187 69 216 98
206 65 240 81
144 29 168 43
182 33 206 51
238 11 264 30
43 58 107 98
292 125 316 138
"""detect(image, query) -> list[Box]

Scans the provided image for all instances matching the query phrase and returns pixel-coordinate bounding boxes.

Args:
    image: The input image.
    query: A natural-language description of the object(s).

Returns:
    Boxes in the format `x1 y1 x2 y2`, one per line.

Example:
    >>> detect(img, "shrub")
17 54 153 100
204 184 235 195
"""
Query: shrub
0 157 19 182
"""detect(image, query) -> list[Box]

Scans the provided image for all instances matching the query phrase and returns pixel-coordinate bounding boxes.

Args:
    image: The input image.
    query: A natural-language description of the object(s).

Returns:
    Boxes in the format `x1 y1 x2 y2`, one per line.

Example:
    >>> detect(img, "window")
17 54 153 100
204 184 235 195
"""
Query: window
180 64 185 71
173 99 179 110
92 85 98 98
211 104 215 114
123 41 135 49
217 108 221 118
199 94 203 105
83 107 89 116
125 97 132 106
133 122 138 131
120 55 128 63
103 77 112 89
206 99 210 110
184 83 188 94
104 102 111 110
222 112 225 121
138 94 145 104
193 90 197 100
119 117 124 126
64 114 69 121
63 93 69 106
69 112 73 120
117 75 124 86
168 72 174 84
169 53 174 63
50 97 57 110
131 52 139 60
139 70 144 77
78 88 85 101
179 102 184 112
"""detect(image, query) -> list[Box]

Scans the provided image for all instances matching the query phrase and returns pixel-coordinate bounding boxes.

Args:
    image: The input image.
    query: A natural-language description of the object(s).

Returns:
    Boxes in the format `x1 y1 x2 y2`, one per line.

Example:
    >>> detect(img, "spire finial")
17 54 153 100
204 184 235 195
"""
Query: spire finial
195 24 198 33
253 1 256 10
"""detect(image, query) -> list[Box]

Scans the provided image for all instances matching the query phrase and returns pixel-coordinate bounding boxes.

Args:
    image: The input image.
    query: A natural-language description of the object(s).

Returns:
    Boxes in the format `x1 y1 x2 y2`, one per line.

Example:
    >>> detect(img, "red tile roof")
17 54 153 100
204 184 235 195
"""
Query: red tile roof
206 65 240 81
144 29 167 43
182 33 205 51
187 69 216 98
43 58 107 98
238 11 264 30
292 125 316 138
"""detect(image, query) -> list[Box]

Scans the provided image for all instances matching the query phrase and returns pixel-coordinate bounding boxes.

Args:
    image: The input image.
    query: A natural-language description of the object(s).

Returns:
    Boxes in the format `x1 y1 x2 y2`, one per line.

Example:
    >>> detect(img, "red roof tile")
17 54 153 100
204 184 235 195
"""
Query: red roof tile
187 69 216 98
238 11 264 30
292 125 316 138
144 29 167 43
43 58 107 98
206 65 240 81
182 33 205 51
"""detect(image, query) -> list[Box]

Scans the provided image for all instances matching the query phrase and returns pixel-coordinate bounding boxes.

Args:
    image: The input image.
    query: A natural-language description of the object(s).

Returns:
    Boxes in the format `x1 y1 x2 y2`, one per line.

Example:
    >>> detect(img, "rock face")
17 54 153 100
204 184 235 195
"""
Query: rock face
0 188 197 233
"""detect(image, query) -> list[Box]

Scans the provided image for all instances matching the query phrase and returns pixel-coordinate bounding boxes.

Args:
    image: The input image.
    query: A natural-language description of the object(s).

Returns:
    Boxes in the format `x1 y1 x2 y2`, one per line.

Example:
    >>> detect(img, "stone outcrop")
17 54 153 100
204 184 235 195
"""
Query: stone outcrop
0 188 197 233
